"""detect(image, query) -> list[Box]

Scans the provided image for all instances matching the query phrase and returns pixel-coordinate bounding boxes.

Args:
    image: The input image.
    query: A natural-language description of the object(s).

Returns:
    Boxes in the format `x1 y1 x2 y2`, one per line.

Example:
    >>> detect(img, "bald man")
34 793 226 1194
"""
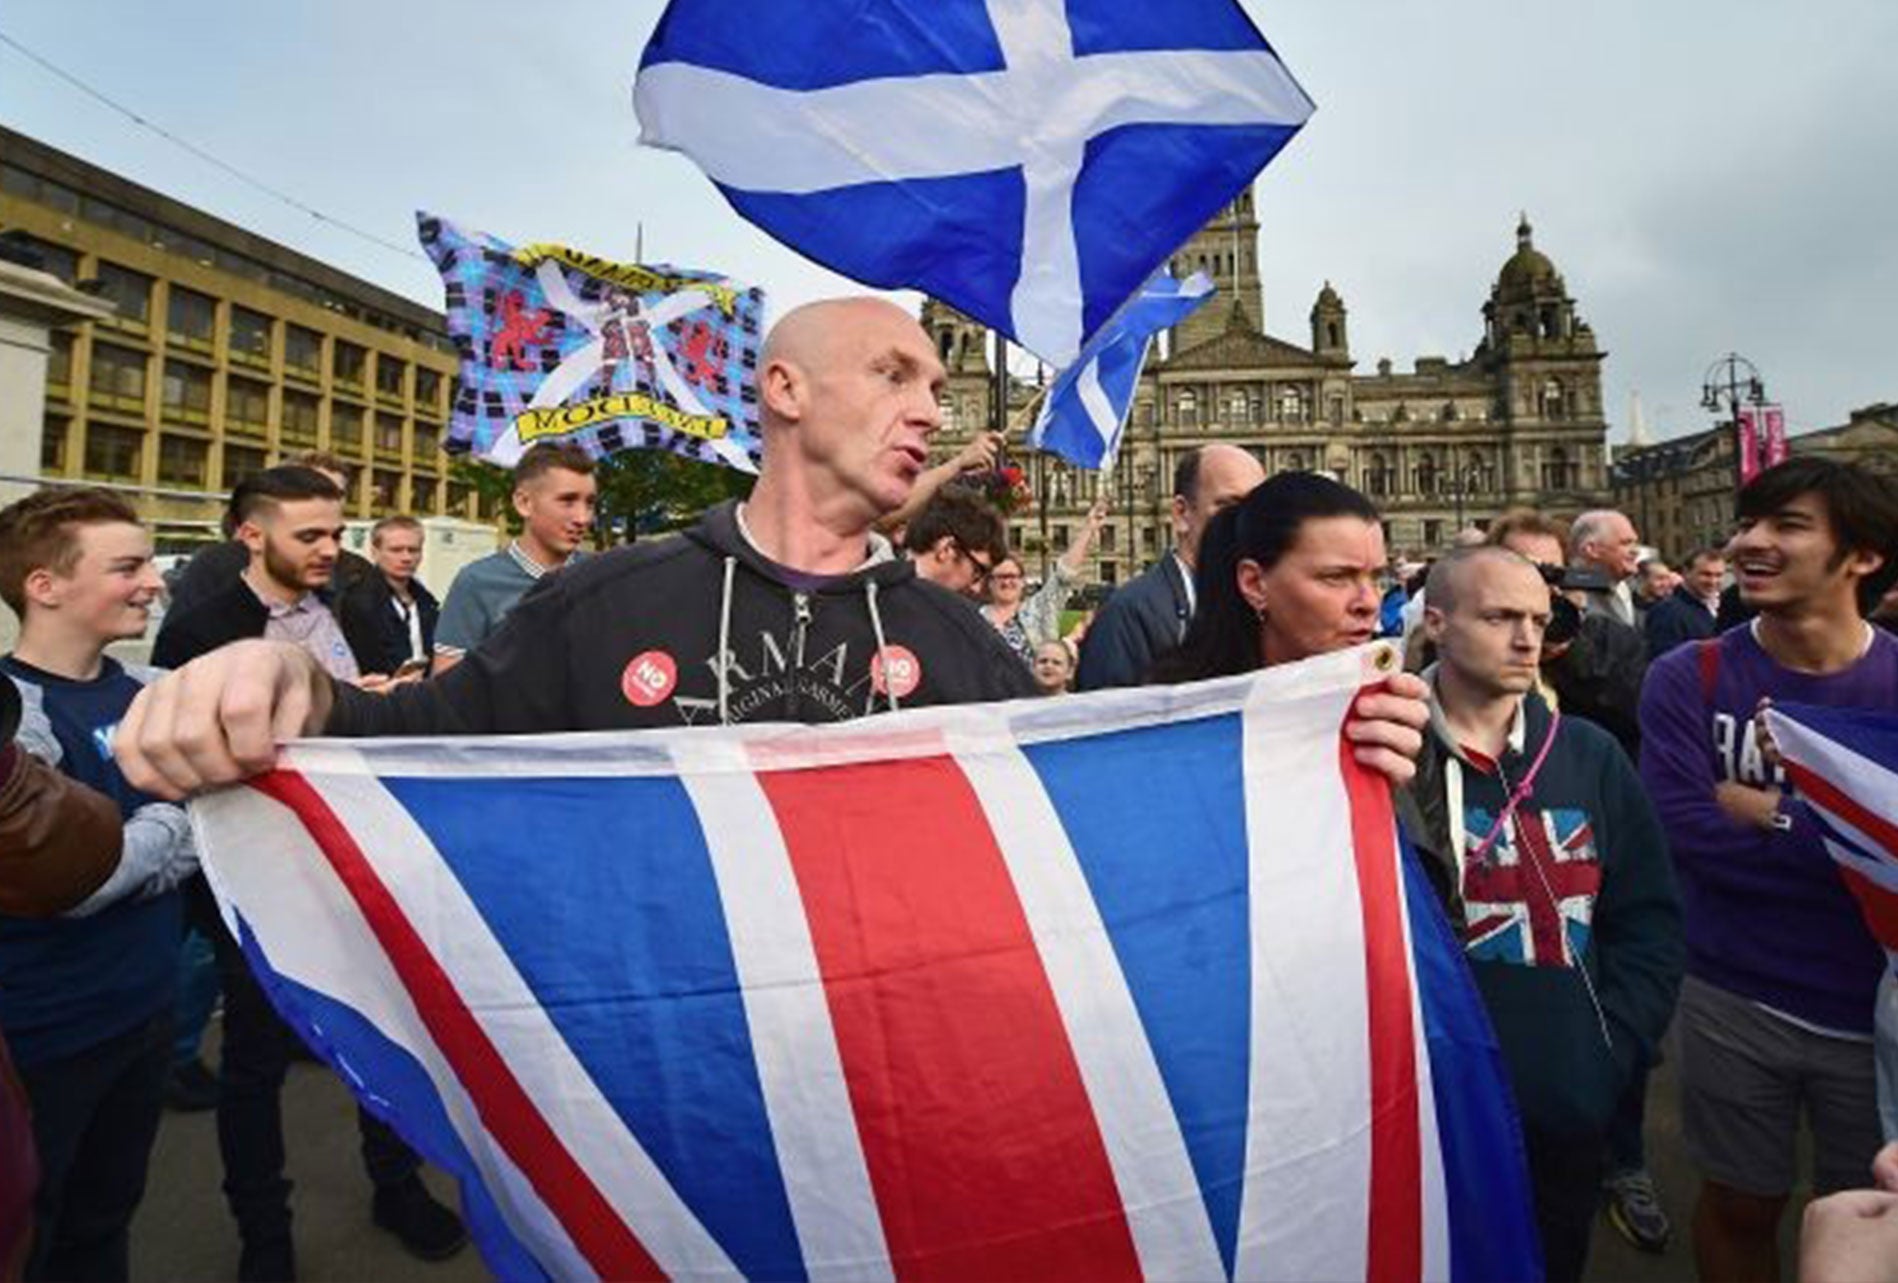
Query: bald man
1077 443 1265 690
113 298 1040 794
1400 545 1682 1283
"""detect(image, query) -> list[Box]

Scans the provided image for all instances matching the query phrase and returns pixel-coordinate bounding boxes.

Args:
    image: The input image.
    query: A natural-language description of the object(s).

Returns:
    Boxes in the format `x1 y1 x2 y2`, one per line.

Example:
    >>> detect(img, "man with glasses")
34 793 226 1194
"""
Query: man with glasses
904 487 1010 600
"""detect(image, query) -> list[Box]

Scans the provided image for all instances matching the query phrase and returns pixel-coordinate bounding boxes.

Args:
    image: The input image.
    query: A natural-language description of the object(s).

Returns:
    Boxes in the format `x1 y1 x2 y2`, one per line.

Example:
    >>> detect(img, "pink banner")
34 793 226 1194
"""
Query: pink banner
1762 405 1789 468
1737 406 1762 484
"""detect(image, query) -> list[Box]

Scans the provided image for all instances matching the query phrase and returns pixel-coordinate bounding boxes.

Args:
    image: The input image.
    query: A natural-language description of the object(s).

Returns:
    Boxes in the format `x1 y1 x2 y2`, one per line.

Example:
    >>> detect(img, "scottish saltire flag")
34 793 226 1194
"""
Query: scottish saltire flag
191 644 1539 1283
1766 703 1898 953
417 212 765 472
1028 271 1214 469
634 1 1314 367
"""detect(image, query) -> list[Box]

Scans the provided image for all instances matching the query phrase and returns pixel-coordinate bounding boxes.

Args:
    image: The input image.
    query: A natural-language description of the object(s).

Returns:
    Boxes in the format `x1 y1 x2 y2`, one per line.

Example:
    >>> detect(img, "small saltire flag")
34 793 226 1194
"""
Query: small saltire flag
418 212 765 472
633 1 1314 368
1028 271 1215 469
191 644 1539 1283
1765 702 1898 955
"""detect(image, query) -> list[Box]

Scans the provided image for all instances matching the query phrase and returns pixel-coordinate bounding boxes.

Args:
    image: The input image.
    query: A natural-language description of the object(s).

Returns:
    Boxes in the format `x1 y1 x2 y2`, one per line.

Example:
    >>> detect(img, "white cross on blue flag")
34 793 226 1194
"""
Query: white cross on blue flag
634 0 1314 367
1029 270 1215 470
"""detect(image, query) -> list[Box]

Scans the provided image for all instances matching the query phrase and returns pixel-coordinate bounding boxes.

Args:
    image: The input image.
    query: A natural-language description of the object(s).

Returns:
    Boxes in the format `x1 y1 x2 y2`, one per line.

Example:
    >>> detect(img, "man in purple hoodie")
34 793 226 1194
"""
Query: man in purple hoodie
1640 457 1898 1283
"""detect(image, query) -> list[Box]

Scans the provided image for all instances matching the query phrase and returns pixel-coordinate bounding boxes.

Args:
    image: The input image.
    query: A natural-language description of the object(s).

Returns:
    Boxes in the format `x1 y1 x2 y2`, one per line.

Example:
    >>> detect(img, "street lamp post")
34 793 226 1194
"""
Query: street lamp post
1700 352 1767 491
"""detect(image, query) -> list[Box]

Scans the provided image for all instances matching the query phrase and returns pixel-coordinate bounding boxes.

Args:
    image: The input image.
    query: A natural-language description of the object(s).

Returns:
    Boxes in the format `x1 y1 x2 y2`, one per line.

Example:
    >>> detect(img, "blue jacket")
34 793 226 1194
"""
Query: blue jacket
1075 554 1191 691
1643 586 1717 657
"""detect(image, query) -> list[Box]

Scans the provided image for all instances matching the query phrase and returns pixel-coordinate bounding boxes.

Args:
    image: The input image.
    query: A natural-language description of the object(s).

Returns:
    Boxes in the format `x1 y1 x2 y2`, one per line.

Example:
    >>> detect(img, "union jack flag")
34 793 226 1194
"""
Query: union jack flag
1461 808 1602 968
1767 702 1898 954
190 645 1539 1282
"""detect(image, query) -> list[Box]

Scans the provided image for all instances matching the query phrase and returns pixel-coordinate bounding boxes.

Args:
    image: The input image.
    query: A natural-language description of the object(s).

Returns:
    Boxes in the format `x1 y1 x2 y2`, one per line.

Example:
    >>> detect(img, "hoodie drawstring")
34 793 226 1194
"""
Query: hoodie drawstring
717 555 736 726
865 578 898 715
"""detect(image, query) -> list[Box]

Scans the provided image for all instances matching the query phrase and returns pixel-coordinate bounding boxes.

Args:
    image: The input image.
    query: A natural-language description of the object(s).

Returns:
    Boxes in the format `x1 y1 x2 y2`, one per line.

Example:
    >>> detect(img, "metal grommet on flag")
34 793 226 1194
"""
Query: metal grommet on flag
1367 641 1399 677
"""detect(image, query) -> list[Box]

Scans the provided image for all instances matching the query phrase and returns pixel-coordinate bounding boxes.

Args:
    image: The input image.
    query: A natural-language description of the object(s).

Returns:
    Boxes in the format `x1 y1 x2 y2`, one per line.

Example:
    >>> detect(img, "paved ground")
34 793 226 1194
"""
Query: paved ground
130 1024 1811 1282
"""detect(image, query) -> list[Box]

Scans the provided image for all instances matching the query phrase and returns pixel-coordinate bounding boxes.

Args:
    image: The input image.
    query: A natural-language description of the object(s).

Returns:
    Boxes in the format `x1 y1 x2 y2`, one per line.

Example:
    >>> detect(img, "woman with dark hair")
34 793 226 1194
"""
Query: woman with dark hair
1151 471 1429 783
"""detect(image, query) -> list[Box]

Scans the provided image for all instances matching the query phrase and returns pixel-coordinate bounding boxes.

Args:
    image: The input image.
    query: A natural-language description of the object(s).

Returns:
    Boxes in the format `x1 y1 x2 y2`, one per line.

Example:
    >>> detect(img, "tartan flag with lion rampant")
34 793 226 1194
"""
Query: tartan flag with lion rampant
417 212 764 472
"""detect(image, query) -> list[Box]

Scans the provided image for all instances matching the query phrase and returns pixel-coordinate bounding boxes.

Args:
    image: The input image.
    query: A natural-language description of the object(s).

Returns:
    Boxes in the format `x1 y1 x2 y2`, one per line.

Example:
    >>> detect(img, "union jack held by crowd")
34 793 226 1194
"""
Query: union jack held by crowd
191 645 1541 1282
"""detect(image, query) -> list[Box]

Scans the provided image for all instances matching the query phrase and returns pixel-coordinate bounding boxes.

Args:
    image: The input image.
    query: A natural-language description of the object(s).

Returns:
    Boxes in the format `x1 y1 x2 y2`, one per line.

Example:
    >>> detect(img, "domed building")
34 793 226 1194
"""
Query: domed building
924 203 1610 583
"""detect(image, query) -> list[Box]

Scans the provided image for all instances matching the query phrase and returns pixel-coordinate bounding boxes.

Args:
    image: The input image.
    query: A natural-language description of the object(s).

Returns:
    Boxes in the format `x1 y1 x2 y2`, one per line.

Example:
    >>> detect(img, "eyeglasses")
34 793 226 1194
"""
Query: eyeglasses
953 540 994 587
990 572 1024 585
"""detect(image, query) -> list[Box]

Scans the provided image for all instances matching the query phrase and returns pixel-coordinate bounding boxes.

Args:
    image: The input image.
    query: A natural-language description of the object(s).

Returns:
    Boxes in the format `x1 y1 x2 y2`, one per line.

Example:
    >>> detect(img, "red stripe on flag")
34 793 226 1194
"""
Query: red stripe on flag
1339 736 1423 1283
249 771 665 1282
1786 762 1898 861
758 752 1143 1283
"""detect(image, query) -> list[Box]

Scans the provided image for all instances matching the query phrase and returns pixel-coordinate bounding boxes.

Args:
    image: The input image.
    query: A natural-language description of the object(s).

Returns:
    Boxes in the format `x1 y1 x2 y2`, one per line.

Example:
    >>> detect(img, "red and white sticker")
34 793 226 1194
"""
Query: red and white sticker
870 644 922 699
620 650 678 707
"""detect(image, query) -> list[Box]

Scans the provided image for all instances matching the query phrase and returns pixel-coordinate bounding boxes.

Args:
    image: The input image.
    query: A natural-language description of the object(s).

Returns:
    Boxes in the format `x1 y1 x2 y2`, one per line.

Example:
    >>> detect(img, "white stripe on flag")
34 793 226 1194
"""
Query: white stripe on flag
300 766 740 1282
191 785 597 1283
682 768 895 1283
1774 712 1898 861
1234 673 1373 1282
951 731 1228 1283
1074 352 1122 460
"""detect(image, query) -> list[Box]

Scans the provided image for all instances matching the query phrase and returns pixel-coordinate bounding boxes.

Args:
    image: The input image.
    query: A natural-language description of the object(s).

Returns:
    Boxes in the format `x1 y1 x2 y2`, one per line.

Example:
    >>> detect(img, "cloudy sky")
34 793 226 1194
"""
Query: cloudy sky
2 0 1891 440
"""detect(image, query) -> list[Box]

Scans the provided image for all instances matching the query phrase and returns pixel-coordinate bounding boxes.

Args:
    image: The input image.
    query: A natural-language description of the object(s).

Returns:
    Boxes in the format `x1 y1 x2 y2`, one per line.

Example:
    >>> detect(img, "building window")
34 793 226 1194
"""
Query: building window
1423 519 1444 549
83 423 144 480
1328 394 1345 425
157 434 210 488
1142 525 1157 553
1177 391 1197 428
93 262 151 326
1541 446 1577 491
1284 450 1306 473
228 307 273 367
1278 387 1306 423
414 368 442 415
41 415 69 472
226 377 271 439
1100 524 1116 553
282 391 320 447
87 343 147 409
330 404 364 453
375 354 406 400
1415 451 1439 496
1365 451 1392 496
1465 450 1493 494
410 475 437 513
412 422 440 462
1053 524 1069 552
371 468 402 511
1100 561 1118 586
1229 391 1248 425
375 414 405 456
6 233 78 282
285 325 322 377
160 359 213 422
447 481 472 517
333 341 366 388
1541 378 1566 421
223 443 267 485
46 334 73 395
167 286 216 347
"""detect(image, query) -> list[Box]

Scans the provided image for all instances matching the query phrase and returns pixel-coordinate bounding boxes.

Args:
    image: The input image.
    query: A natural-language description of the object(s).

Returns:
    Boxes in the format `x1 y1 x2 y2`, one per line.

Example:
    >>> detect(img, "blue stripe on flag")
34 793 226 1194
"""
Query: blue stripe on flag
382 776 806 1283
1780 702 1898 776
1398 844 1542 1282
234 922 550 1283
1024 712 1250 1278
1073 123 1301 342
1066 0 1277 56
640 0 1006 86
721 172 1025 327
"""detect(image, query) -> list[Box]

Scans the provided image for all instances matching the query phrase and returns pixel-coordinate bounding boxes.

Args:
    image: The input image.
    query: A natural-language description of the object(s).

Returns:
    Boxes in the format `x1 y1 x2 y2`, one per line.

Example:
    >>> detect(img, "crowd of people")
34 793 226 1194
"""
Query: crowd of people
1 293 1896 1283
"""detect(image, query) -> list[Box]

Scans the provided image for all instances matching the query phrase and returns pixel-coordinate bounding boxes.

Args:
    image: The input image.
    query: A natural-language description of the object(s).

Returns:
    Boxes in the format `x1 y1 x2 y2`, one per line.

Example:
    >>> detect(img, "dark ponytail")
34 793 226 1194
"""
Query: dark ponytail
1149 471 1380 682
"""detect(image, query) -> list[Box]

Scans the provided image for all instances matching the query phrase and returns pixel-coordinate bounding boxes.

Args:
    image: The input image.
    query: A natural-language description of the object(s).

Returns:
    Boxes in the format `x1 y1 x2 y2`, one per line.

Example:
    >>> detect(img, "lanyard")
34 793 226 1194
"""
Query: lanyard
1468 710 1561 865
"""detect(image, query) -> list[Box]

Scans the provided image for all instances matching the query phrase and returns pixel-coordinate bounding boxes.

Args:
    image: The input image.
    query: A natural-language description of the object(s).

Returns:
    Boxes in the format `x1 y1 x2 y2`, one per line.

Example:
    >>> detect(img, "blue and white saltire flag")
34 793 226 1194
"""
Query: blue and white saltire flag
1028 271 1215 469
191 644 1539 1283
633 1 1314 368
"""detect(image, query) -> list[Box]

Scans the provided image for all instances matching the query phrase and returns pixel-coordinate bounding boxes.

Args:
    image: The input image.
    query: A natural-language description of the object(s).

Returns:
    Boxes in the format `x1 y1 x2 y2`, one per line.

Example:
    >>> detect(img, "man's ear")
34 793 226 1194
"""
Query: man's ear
1235 558 1268 616
1847 546 1887 585
1421 604 1449 643
236 518 267 556
760 357 804 423
510 486 533 521
1170 494 1189 538
21 565 60 610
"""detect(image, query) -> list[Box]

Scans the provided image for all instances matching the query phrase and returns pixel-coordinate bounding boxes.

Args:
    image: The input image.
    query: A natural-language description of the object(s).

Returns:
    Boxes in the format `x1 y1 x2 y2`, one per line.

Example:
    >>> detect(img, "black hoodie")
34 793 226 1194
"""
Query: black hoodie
327 501 1034 736
1398 684 1683 1141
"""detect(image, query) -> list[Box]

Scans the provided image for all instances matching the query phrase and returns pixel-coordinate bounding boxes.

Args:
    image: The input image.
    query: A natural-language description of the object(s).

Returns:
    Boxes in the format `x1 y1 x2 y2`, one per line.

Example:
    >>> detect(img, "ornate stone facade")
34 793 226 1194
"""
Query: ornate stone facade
924 204 1612 586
